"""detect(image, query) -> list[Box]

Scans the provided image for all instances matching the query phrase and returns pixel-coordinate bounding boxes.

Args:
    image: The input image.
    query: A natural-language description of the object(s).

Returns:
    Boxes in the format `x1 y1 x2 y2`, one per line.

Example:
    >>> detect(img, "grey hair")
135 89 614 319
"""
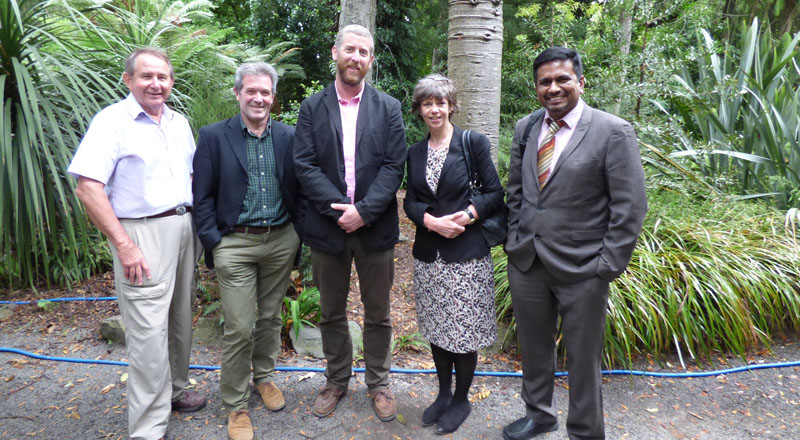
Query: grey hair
334 24 374 55
411 74 459 116
234 62 279 93
124 48 174 79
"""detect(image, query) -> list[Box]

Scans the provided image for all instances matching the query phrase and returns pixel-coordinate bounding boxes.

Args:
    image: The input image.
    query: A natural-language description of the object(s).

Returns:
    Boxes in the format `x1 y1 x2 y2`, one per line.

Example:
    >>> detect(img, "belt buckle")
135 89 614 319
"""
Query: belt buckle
176 206 187 215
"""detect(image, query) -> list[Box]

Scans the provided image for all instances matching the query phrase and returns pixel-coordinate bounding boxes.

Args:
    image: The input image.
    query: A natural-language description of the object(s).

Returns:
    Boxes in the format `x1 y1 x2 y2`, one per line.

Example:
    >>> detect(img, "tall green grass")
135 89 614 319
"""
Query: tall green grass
494 189 800 367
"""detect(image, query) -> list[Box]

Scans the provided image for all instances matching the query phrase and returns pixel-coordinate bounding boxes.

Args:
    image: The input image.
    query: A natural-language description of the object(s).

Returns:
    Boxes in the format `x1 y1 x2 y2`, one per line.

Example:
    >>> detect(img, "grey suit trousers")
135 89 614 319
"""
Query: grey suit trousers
509 259 609 440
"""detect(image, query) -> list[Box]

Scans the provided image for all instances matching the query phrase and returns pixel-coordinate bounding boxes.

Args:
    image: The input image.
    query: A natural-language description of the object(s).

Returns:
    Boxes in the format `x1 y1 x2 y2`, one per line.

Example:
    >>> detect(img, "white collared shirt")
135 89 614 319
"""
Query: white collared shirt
335 83 364 203
537 99 585 175
68 94 196 219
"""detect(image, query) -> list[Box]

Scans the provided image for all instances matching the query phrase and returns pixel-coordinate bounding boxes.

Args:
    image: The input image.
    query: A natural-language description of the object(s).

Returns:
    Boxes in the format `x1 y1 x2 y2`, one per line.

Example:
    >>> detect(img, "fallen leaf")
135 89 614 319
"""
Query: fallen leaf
646 408 658 413
297 373 315 382
100 384 115 394
120 373 128 383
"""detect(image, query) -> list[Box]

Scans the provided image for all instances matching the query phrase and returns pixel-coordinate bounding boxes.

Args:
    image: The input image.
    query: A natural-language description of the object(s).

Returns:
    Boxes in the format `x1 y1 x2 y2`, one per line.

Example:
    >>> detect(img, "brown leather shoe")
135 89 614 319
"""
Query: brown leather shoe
255 381 286 411
171 390 207 413
312 385 346 418
368 388 396 422
227 409 254 440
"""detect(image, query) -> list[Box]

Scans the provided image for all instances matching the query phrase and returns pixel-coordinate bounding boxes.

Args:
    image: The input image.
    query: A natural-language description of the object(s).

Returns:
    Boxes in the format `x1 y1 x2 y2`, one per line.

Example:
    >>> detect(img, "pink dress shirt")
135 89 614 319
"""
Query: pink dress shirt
335 84 365 203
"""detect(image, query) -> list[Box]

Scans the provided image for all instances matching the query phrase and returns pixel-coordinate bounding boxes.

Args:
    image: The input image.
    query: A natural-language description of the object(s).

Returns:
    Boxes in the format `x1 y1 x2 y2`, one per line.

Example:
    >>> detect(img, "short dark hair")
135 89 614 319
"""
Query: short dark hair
533 46 583 82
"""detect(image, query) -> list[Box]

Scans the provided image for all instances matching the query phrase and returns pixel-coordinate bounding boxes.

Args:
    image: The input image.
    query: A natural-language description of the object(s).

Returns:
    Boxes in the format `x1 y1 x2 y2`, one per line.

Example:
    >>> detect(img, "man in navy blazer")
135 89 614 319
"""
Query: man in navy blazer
192 62 302 440
293 24 406 422
503 47 647 440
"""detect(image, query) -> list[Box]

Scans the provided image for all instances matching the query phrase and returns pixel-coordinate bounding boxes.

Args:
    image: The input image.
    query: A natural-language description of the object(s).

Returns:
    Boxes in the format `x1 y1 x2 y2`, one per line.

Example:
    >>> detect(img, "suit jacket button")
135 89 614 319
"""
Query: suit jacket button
534 234 541 240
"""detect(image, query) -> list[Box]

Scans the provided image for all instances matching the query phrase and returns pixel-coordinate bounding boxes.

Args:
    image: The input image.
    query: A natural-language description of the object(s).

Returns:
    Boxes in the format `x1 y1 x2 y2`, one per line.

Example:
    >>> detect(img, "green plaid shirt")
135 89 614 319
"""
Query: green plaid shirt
236 118 289 226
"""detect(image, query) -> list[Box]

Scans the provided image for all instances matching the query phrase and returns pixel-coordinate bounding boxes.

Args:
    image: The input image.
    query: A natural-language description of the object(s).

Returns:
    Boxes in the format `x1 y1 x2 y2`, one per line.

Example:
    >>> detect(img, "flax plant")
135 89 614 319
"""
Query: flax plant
666 18 800 209
1 0 122 287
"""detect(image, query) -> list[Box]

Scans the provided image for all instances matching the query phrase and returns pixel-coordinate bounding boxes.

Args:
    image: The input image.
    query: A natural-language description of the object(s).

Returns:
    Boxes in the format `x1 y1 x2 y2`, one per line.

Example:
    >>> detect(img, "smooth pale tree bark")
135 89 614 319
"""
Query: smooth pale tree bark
613 3 633 116
339 0 377 82
447 0 503 164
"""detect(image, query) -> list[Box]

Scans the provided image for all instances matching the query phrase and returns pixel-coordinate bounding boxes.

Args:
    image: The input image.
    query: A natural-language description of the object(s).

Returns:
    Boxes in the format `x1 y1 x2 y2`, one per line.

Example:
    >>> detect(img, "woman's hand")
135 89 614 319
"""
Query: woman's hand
424 212 466 239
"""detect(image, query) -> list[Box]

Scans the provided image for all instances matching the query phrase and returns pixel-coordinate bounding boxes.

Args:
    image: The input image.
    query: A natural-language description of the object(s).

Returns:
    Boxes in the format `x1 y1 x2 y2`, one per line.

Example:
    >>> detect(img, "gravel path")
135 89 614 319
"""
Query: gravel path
1 318 799 440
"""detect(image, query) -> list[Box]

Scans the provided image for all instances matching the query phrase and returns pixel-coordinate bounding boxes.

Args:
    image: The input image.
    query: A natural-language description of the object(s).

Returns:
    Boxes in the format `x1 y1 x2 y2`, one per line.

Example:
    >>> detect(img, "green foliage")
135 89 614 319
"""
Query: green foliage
282 287 321 339
36 300 58 312
664 18 800 208
494 188 800 367
249 0 337 104
1 0 122 288
391 332 430 354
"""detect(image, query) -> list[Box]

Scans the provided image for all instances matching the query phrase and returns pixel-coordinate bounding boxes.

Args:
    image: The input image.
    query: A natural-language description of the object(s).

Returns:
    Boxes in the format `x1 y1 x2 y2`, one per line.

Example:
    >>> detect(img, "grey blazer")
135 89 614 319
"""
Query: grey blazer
505 104 647 283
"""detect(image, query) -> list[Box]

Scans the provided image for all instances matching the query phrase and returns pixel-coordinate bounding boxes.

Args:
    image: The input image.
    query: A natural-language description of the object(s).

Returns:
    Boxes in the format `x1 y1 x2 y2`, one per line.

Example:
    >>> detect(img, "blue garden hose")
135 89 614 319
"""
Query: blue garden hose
2 297 800 377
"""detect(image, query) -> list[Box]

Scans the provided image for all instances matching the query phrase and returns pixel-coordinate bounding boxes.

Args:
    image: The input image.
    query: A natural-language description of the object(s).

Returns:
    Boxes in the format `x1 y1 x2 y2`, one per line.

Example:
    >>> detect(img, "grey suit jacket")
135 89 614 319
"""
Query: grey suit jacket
505 104 647 283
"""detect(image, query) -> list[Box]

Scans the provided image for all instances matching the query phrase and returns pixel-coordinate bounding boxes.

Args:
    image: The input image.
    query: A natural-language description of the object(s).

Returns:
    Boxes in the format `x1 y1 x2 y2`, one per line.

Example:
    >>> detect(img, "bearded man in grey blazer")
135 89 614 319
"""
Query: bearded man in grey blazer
502 47 647 440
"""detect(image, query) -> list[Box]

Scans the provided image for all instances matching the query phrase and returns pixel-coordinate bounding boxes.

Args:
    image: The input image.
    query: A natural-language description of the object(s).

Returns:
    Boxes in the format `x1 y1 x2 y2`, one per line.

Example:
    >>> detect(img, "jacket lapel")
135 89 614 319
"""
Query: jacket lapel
526 113 545 191
355 85 374 149
225 114 248 173
437 126 462 192
272 122 286 183
322 84 343 157
549 106 592 181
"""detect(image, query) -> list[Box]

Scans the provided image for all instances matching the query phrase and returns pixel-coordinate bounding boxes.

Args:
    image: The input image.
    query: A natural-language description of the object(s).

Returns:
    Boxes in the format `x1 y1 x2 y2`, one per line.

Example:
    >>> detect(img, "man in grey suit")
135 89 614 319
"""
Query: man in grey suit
502 47 647 440
293 24 406 422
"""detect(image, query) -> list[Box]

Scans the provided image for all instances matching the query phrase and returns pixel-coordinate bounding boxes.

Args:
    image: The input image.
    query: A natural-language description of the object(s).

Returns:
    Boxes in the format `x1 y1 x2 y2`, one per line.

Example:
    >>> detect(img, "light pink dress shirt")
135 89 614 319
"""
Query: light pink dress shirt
335 84 365 203
537 99 585 175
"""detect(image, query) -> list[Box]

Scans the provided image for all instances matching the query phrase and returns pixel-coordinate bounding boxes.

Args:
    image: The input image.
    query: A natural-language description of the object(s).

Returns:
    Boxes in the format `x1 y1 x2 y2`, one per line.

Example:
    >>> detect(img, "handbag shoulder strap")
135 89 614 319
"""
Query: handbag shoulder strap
461 129 480 188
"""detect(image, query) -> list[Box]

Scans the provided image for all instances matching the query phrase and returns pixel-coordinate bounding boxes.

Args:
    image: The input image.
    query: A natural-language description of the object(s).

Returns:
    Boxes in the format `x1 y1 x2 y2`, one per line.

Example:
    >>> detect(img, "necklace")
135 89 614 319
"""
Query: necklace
428 127 453 149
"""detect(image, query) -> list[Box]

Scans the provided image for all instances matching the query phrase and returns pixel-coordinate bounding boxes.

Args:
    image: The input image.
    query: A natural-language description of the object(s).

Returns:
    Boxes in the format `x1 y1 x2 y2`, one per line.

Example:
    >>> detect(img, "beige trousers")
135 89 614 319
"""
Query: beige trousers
112 214 199 440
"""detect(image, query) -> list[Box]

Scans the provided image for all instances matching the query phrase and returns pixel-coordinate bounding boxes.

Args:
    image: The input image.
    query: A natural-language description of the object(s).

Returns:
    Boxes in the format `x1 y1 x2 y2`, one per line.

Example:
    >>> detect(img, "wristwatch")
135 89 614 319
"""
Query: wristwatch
464 209 477 225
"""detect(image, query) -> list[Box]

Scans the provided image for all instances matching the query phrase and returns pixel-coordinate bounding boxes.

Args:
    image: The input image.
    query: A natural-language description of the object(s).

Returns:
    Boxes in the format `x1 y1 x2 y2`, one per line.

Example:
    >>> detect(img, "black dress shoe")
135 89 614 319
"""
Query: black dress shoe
502 416 558 440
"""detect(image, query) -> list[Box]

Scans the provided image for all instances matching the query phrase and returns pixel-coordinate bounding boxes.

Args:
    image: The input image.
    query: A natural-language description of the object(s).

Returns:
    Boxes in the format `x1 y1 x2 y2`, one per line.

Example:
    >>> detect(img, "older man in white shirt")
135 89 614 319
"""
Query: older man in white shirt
68 47 206 440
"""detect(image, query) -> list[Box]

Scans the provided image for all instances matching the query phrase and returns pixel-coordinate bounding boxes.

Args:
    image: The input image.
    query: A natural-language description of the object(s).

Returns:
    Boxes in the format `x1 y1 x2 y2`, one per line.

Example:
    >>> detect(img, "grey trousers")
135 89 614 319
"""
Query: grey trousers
114 214 199 440
311 235 394 390
509 259 610 440
213 224 300 411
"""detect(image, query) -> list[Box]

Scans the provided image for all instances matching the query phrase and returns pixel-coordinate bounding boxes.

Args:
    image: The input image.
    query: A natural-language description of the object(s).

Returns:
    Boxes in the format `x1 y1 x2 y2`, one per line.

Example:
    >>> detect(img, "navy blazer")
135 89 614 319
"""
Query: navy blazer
192 114 304 268
293 83 406 255
404 126 505 263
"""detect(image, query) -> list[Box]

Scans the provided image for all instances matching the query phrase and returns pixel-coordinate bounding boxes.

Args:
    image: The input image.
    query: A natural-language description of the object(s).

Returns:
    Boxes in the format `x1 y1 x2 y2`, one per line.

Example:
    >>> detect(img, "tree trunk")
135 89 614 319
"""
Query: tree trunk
447 0 503 164
339 0 377 82
613 4 633 116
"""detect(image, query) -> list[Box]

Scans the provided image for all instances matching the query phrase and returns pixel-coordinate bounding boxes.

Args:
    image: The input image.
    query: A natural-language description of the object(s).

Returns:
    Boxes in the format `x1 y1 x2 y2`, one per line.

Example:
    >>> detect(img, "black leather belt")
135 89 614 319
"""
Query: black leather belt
120 206 192 220
232 223 288 234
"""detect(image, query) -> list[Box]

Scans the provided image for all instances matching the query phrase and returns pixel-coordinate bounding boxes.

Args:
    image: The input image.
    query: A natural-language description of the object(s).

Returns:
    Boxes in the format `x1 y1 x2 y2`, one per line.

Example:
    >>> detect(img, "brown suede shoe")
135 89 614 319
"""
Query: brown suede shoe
254 381 286 411
171 390 207 413
227 409 254 440
368 388 396 422
312 385 346 418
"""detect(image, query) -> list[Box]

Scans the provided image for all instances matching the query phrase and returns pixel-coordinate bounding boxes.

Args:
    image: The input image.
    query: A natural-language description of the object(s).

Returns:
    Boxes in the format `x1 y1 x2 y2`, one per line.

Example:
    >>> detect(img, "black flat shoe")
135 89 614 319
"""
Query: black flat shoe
502 416 558 440
434 401 471 435
421 394 452 427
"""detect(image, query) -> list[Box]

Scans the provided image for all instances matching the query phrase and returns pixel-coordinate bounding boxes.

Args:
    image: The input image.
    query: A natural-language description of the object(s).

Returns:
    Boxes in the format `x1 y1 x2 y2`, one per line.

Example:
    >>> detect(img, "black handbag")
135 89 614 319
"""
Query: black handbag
461 129 508 247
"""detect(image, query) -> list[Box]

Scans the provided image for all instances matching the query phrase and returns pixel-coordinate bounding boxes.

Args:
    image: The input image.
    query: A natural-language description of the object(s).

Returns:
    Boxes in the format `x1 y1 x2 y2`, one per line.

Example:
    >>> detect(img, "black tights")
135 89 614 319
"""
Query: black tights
422 343 478 429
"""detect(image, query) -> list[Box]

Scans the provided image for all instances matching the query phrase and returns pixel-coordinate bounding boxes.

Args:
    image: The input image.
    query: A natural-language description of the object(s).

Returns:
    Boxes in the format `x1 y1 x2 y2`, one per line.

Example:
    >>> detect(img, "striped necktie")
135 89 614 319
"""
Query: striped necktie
537 119 567 188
